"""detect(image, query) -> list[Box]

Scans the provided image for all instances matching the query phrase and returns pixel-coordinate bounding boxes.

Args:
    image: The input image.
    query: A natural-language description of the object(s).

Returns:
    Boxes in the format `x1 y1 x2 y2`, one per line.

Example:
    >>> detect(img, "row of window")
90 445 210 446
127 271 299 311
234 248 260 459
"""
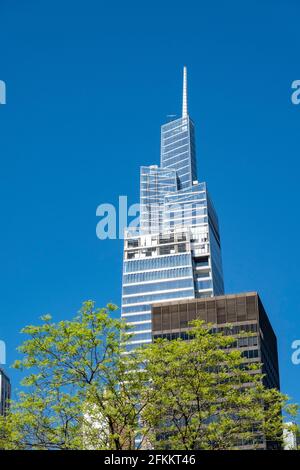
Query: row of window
162 116 187 131
124 342 150 352
241 349 259 359
166 216 207 228
126 332 152 342
140 174 176 182
151 335 259 349
163 136 189 152
176 170 192 183
165 216 207 228
140 173 176 182
122 288 195 306
166 204 203 216
236 336 258 348
123 267 192 285
126 244 189 260
162 151 191 167
165 203 207 214
162 143 189 159
161 146 189 162
123 254 192 273
127 322 152 332
195 270 210 279
166 183 205 197
122 313 152 323
211 323 258 335
195 280 213 290
122 304 151 314
140 182 177 192
162 128 188 145
162 127 187 142
194 257 209 267
153 332 190 341
140 192 175 201
145 183 176 191
163 163 191 179
261 344 279 389
196 292 212 299
211 261 224 296
123 278 194 296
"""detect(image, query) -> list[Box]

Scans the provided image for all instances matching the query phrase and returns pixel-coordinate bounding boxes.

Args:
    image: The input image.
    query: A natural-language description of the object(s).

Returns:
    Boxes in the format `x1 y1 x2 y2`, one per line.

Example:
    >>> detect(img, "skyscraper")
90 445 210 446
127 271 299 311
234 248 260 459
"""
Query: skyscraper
160 67 197 191
121 67 224 351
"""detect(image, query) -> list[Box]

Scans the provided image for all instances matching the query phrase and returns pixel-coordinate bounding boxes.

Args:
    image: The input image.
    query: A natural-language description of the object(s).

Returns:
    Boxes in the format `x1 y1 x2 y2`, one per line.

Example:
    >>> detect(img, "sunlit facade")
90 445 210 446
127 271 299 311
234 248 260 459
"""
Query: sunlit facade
160 116 197 191
140 165 177 234
121 67 224 350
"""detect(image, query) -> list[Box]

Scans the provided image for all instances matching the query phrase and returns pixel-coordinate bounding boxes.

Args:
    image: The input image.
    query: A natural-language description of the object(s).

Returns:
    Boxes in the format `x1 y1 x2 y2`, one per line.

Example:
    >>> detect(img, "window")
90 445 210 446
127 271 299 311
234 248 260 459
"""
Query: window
122 313 151 323
128 239 139 248
194 256 209 267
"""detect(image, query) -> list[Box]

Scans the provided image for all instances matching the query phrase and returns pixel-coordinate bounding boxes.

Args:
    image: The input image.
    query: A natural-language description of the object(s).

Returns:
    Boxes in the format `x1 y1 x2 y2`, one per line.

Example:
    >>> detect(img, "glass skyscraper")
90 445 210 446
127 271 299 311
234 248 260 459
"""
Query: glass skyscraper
121 67 224 350
160 68 197 191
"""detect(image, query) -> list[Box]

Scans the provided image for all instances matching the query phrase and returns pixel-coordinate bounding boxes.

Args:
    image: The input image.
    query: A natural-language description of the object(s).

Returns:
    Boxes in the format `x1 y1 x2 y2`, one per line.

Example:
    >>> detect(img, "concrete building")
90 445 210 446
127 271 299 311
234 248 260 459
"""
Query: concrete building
283 422 298 450
151 292 280 448
0 369 11 416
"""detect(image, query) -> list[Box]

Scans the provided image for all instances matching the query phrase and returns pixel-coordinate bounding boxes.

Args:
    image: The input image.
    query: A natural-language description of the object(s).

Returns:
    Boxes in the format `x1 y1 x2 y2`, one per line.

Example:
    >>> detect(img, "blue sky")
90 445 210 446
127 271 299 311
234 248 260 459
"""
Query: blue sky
0 0 299 404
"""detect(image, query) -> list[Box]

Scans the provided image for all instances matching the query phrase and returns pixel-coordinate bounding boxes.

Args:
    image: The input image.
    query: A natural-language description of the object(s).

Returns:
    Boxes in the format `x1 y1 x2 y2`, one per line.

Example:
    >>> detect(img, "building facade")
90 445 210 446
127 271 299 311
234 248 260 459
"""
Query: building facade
151 292 280 449
283 422 298 450
0 369 11 416
121 67 224 351
152 292 280 391
119 68 282 450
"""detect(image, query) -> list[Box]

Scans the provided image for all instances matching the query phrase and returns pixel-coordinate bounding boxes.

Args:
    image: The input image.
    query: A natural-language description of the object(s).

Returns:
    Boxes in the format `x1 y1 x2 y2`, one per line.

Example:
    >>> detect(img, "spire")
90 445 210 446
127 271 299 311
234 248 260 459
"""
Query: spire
182 66 188 118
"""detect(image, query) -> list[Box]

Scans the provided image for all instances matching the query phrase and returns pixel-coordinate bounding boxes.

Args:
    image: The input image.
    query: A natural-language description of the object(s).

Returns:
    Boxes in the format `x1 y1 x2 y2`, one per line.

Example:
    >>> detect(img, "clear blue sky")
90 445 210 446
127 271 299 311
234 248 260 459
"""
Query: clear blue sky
0 1 299 404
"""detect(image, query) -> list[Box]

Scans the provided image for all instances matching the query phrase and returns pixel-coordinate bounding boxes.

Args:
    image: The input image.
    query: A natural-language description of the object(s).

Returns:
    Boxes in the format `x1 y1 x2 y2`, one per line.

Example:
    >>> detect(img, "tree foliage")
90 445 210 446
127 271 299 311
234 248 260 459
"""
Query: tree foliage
139 320 298 449
0 302 298 450
0 302 152 450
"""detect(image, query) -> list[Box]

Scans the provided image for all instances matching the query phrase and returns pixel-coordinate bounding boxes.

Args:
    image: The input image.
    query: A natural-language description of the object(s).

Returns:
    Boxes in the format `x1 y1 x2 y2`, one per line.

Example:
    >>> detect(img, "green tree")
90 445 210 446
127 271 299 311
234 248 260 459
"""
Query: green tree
0 301 153 450
0 305 298 450
139 320 298 450
295 424 300 450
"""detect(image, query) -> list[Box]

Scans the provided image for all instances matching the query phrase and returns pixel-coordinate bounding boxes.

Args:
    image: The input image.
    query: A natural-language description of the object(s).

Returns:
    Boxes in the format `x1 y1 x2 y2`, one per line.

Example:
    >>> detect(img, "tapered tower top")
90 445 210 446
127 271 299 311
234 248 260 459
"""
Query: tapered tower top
182 66 188 118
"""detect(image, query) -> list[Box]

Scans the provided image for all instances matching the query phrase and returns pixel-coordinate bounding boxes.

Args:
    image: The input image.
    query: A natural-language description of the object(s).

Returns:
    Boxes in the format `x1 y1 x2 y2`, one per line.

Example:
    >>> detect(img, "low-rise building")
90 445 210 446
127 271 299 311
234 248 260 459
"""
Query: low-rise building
0 369 11 416
151 291 281 449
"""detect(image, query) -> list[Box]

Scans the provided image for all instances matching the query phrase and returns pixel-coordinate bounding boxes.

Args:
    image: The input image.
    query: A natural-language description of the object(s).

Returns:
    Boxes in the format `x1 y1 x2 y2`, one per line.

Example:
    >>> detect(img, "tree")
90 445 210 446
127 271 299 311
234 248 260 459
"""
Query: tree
138 320 298 450
297 425 300 449
0 305 298 450
0 301 153 450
